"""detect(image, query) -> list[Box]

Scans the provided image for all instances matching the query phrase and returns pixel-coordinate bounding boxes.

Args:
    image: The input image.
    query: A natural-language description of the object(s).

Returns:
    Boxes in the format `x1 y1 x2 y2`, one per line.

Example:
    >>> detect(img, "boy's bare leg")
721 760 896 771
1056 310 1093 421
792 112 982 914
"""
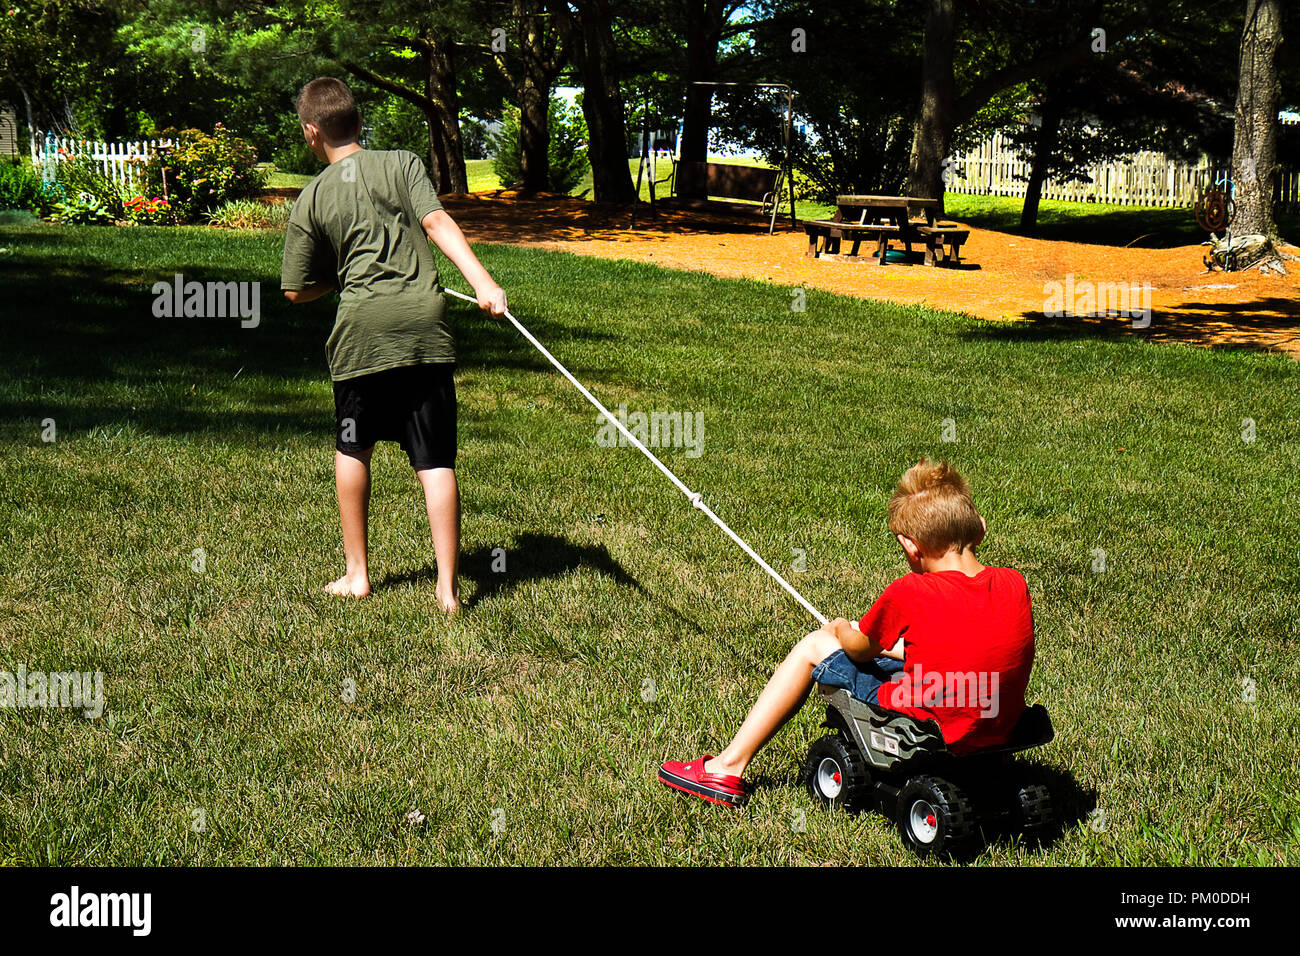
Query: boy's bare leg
416 467 460 614
326 448 373 597
705 628 841 778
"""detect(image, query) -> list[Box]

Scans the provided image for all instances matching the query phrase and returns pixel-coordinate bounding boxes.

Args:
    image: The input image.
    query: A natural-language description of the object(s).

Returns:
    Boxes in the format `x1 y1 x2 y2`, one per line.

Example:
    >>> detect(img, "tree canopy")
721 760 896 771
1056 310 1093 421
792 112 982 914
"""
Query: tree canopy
2 0 1294 226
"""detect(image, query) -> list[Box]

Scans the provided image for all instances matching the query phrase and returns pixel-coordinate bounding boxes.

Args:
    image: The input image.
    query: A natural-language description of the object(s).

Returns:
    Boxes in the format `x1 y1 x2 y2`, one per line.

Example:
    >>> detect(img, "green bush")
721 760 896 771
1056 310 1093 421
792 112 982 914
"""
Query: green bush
52 155 126 219
47 193 117 226
462 117 490 160
205 198 293 229
140 124 267 223
366 96 428 157
269 111 318 175
0 159 61 215
490 97 589 194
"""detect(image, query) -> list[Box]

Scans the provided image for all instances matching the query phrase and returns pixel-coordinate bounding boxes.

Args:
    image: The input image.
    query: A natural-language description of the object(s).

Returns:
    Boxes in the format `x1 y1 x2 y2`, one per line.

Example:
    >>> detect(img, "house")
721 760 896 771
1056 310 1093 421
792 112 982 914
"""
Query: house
0 105 17 156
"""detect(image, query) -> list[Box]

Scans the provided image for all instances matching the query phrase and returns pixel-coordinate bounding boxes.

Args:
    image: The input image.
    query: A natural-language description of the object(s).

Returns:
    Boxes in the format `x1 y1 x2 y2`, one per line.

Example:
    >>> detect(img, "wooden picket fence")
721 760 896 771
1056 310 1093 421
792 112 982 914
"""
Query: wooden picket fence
28 133 171 192
947 124 1300 212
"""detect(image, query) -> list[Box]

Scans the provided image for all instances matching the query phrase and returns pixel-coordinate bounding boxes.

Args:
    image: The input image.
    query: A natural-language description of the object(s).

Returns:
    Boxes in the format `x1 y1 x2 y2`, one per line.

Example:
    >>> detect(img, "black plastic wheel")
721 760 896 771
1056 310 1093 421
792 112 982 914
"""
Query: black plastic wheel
802 734 870 811
896 775 975 856
1016 783 1054 835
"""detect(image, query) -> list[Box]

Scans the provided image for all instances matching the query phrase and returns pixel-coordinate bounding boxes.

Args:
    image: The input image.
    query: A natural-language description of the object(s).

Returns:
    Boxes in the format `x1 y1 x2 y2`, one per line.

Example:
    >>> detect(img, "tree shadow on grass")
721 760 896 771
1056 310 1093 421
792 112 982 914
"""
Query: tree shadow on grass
0 236 633 442
958 301 1300 356
371 531 644 609
951 205 1202 249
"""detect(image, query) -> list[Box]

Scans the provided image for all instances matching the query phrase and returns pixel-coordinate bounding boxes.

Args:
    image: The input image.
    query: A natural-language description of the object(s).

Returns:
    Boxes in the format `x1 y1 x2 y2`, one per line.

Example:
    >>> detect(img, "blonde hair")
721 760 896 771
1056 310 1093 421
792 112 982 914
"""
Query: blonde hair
887 458 984 555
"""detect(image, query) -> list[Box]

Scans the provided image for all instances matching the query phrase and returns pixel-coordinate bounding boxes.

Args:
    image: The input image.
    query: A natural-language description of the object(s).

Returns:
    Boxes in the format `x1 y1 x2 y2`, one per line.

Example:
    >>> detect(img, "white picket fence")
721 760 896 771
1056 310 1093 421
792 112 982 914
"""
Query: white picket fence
29 133 171 192
948 125 1300 211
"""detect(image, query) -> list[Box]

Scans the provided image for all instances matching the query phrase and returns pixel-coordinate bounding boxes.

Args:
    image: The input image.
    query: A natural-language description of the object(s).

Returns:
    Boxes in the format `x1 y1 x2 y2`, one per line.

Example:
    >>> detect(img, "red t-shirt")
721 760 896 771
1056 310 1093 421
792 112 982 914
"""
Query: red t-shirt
858 567 1035 754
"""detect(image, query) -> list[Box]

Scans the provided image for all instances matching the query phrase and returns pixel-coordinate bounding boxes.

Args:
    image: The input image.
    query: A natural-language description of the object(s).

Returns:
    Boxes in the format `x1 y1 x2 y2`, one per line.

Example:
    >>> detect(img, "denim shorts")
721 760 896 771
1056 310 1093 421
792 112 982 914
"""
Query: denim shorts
811 650 905 705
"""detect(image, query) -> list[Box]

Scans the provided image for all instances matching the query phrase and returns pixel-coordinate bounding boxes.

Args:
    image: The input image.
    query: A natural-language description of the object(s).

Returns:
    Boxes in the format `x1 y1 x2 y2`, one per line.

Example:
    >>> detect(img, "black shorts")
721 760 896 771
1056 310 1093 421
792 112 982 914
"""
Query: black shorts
332 362 457 470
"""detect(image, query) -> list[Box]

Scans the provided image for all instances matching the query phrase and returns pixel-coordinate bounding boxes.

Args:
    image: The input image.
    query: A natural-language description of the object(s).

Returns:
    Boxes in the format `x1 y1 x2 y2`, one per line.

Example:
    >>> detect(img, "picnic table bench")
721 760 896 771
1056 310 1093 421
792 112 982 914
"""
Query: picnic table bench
803 195 970 266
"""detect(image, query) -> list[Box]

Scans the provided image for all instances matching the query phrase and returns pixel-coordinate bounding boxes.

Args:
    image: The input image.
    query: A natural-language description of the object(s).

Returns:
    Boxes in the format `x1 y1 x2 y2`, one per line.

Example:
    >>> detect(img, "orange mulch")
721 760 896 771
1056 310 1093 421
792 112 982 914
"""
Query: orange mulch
436 190 1300 358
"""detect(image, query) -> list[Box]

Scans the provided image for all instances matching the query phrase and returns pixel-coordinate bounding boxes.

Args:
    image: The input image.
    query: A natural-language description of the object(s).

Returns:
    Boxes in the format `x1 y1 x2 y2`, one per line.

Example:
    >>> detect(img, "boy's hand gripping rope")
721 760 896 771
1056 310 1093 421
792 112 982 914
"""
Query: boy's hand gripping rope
443 286 828 626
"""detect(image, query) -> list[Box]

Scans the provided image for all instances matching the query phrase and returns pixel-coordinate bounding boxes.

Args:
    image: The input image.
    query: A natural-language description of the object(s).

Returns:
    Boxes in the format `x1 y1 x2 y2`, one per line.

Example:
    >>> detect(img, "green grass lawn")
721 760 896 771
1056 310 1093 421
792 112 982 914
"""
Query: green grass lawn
940 193 1300 248
1 219 1297 866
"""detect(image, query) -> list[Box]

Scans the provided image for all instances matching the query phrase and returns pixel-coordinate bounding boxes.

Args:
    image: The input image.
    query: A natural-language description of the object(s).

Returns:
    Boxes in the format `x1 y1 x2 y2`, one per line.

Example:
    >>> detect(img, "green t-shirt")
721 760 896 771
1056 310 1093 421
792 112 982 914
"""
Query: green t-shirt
280 149 452 380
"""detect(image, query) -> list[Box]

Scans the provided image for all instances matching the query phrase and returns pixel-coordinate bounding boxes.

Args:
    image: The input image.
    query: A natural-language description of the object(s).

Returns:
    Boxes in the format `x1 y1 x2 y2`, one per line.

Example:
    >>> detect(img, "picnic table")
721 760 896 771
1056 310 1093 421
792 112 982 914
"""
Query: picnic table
803 195 970 266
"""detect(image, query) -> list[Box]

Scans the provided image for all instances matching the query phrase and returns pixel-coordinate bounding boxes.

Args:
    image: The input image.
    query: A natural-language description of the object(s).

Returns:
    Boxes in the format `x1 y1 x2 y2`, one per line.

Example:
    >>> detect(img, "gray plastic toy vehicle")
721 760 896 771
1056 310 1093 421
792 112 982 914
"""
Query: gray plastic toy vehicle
803 685 1056 856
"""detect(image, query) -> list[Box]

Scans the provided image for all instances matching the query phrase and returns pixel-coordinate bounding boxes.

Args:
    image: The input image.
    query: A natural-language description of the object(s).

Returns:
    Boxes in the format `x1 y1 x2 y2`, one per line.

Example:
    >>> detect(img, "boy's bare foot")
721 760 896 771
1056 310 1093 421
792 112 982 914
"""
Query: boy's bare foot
324 574 371 598
436 586 461 615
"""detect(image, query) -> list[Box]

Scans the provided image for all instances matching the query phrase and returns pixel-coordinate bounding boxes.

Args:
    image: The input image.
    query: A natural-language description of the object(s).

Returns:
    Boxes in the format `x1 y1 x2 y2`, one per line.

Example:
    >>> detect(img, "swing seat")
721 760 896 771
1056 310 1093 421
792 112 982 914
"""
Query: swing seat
673 161 781 206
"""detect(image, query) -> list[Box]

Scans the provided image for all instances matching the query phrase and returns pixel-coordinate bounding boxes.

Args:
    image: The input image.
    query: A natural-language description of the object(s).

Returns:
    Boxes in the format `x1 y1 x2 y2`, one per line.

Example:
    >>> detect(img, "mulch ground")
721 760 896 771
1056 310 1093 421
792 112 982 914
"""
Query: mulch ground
428 190 1300 358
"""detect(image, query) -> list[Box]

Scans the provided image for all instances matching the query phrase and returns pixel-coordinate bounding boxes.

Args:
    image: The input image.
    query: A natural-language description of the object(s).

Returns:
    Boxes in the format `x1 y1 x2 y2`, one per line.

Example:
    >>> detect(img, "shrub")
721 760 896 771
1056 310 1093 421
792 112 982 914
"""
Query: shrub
52 154 126 219
461 117 490 160
366 96 429 157
140 124 267 223
490 97 590 194
47 192 117 226
205 198 293 229
0 159 61 215
270 111 318 175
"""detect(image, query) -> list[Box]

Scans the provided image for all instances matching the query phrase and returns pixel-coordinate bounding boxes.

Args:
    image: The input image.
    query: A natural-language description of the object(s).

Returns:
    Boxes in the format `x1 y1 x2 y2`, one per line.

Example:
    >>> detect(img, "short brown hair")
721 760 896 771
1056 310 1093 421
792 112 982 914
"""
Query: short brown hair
295 77 360 142
887 458 984 555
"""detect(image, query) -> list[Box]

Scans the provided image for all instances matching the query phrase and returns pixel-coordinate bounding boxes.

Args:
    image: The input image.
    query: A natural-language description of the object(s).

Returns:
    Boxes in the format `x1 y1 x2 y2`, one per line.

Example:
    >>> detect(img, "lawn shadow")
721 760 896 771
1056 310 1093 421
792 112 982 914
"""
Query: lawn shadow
950 203 1299 250
959 300 1300 356
977 761 1098 858
371 531 644 609
0 226 640 440
951 207 1200 249
749 753 1093 861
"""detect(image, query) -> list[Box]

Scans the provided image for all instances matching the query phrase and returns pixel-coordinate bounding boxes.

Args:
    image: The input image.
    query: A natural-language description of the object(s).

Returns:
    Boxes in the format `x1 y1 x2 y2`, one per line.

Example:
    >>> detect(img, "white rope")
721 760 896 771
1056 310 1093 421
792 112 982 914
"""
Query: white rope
444 286 828 626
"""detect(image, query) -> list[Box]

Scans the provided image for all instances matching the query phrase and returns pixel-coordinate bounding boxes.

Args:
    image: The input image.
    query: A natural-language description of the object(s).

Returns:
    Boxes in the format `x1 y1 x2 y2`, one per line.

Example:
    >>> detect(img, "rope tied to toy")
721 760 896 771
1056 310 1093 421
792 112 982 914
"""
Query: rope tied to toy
443 286 829 626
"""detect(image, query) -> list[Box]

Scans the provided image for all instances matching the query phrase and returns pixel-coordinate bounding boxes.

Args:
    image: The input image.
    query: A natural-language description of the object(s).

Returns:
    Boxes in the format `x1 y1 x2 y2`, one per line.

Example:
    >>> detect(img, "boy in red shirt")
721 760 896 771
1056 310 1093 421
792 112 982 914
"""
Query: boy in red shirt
659 458 1035 807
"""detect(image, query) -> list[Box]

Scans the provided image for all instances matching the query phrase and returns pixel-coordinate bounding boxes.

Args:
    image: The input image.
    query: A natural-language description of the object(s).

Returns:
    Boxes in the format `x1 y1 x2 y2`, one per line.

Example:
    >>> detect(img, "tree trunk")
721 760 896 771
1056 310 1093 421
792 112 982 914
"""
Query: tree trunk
518 3 552 193
1230 0 1283 239
17 83 35 141
342 51 465 194
421 50 452 194
1019 84 1065 232
427 35 468 195
518 75 550 192
679 0 727 195
905 0 956 212
424 104 444 192
571 0 636 203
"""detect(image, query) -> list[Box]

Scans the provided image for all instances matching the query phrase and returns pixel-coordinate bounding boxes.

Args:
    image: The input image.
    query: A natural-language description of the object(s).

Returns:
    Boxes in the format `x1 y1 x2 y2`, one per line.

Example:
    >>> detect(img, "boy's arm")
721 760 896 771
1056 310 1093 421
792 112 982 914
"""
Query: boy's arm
880 637 906 661
283 281 336 305
826 617 886 663
422 209 507 315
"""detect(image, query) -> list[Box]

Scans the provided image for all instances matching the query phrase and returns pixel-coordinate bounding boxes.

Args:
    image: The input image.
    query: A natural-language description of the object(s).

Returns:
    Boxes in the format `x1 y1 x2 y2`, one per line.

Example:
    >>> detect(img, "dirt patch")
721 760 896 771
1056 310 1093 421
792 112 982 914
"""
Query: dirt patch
436 191 1300 358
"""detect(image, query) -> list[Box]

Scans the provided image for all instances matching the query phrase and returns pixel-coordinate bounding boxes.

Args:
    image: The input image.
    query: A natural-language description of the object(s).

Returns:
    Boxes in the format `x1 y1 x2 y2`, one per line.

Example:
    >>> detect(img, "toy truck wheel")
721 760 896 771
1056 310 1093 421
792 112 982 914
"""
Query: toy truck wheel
1016 783 1054 835
802 734 869 810
896 776 974 856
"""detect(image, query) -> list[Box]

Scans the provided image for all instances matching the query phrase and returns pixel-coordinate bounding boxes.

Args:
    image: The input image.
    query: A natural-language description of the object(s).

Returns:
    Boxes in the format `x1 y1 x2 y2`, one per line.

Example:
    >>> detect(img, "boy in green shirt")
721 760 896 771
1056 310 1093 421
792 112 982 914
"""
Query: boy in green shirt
281 77 506 613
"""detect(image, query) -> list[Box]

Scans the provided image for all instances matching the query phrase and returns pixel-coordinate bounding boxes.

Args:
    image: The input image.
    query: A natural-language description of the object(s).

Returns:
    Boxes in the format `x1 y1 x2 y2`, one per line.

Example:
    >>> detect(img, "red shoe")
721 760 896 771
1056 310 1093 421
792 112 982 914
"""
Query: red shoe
658 755 747 807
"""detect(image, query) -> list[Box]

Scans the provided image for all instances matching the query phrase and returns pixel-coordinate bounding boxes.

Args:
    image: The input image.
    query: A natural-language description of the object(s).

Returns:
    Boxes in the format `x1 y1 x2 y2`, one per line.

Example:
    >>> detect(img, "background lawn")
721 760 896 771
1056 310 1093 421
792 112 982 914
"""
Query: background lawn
272 160 1300 249
0 219 1296 865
